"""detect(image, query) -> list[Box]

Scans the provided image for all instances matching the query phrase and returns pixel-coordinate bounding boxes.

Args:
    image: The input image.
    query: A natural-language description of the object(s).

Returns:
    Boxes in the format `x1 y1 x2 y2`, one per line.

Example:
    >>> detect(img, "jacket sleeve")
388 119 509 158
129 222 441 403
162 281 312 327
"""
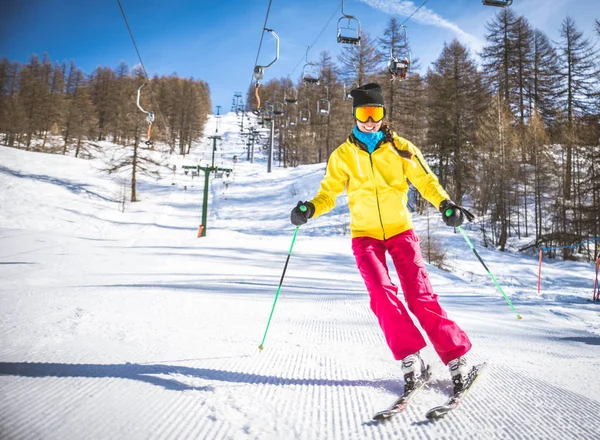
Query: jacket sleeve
309 149 349 218
396 136 450 210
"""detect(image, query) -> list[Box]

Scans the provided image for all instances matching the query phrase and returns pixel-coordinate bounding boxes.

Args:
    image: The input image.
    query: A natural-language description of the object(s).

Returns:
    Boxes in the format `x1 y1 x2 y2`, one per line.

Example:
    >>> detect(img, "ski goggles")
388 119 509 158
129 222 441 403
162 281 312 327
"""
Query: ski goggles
354 106 386 123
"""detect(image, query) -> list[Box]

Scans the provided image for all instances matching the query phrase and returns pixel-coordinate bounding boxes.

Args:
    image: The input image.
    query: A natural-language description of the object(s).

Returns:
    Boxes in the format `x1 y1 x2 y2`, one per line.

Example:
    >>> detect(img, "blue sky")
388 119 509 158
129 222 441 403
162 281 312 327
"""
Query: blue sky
1 0 598 114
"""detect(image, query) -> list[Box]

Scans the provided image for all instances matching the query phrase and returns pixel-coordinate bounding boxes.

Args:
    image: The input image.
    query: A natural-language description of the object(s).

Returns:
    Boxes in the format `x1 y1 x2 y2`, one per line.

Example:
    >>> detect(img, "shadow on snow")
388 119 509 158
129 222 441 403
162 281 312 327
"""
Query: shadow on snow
0 361 401 394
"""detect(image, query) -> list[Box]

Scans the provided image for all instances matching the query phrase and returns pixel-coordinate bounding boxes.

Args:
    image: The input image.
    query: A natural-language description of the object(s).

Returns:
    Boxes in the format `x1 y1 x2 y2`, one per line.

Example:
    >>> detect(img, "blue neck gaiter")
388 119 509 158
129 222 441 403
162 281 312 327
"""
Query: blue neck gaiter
353 125 385 154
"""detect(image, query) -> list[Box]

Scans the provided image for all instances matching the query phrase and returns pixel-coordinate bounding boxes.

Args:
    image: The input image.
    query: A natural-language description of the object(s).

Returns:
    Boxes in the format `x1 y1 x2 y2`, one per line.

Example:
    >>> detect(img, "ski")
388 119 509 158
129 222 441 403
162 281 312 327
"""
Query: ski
372 366 431 421
425 362 488 421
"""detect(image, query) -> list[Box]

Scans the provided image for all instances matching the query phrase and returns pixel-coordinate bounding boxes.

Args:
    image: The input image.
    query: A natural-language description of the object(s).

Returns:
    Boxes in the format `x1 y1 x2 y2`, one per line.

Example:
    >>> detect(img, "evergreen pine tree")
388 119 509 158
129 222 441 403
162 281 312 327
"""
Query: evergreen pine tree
426 40 487 203
556 17 598 200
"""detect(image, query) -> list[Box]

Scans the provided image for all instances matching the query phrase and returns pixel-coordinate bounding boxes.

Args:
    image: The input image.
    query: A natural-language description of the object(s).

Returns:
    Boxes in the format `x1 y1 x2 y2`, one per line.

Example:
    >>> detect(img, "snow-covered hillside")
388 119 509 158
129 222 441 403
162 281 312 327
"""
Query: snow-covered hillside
1 113 599 440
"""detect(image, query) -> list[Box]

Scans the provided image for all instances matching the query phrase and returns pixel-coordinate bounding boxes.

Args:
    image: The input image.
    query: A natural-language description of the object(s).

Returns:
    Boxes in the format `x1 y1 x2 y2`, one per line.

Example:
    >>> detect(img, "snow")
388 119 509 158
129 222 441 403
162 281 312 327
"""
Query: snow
1 113 600 440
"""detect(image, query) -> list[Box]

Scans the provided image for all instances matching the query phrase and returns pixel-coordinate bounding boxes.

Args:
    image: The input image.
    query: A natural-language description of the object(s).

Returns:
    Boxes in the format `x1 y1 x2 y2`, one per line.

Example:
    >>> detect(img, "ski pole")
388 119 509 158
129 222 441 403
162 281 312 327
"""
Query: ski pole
452 222 522 320
258 207 305 351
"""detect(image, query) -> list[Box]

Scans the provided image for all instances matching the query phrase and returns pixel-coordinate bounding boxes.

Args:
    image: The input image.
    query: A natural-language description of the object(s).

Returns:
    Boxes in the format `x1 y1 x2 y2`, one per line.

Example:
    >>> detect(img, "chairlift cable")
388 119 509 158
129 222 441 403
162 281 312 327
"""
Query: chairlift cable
287 4 341 79
116 0 170 139
248 0 275 114
400 0 429 27
252 0 275 74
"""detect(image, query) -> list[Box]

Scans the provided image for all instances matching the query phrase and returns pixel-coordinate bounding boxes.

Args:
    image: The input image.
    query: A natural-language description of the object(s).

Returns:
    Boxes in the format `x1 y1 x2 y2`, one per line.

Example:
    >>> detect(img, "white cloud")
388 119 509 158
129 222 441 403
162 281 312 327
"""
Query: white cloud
358 0 485 52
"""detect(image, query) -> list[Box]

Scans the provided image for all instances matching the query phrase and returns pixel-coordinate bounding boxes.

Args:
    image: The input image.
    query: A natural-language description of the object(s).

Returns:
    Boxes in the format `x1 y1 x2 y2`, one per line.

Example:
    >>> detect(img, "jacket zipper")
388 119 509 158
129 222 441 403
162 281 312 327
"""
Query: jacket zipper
413 154 430 175
369 154 386 240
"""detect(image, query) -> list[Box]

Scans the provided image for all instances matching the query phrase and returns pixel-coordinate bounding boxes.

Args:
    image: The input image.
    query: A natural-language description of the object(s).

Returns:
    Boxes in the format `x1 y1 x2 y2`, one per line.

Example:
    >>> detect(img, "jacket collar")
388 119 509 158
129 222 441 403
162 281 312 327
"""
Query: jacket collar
348 133 387 153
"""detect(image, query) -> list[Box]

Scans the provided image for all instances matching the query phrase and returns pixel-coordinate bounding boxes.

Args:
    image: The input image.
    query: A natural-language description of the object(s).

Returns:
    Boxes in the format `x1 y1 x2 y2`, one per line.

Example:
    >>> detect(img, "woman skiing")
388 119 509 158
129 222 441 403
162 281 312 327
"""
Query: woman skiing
290 83 474 394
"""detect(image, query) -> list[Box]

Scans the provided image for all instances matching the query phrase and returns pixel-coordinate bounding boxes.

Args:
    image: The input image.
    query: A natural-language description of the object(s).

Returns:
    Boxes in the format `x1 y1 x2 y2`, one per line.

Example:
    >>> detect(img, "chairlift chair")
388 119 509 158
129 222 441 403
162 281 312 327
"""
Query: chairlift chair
302 64 320 85
263 103 274 122
343 82 358 101
253 66 264 83
136 83 155 146
343 84 352 101
337 0 361 45
482 0 513 6
284 87 298 104
252 28 280 114
317 85 330 116
300 109 311 124
389 56 411 81
388 26 411 81
288 115 298 126
317 99 331 115
273 102 285 116
337 16 361 45
302 47 320 85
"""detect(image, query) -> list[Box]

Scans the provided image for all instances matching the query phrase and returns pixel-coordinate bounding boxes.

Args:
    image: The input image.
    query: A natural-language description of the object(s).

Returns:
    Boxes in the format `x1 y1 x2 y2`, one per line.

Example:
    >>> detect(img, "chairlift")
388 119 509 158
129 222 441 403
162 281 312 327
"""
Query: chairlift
302 47 321 85
317 85 330 116
482 0 513 6
343 82 359 101
136 83 155 146
273 102 285 116
284 87 298 104
302 65 320 85
337 0 361 45
317 99 331 115
263 103 274 122
288 115 298 126
388 26 411 81
300 108 311 124
252 28 279 114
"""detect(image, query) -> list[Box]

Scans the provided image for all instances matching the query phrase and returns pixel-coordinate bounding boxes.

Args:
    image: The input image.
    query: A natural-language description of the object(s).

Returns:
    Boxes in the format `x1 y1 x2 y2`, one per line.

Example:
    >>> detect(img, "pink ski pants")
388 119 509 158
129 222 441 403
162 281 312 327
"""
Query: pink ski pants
351 229 471 365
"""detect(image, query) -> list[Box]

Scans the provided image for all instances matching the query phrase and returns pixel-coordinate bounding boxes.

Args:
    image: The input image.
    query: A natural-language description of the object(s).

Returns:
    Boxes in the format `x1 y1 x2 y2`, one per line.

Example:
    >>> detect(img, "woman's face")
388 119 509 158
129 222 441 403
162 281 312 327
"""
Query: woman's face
356 118 383 133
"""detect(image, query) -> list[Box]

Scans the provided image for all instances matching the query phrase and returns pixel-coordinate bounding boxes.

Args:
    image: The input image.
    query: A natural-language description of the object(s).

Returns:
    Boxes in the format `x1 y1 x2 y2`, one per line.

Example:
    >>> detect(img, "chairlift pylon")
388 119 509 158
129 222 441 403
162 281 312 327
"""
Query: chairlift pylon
337 0 361 45
136 83 155 146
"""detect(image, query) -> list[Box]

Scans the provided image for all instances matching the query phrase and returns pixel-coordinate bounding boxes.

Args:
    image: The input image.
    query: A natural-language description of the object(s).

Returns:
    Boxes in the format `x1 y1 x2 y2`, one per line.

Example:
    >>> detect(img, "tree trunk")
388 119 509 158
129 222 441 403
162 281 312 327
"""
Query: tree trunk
131 134 139 202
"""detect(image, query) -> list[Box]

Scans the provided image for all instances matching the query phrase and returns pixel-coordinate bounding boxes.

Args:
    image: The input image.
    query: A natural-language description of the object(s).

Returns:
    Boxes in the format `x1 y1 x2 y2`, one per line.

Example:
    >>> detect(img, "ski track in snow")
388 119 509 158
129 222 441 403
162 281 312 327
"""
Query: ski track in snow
2 113 600 439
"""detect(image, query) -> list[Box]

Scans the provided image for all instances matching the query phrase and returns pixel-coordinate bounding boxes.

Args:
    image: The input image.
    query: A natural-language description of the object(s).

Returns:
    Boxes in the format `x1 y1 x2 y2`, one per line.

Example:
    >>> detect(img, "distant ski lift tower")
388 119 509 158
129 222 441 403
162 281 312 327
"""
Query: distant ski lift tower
337 0 361 45
232 92 242 112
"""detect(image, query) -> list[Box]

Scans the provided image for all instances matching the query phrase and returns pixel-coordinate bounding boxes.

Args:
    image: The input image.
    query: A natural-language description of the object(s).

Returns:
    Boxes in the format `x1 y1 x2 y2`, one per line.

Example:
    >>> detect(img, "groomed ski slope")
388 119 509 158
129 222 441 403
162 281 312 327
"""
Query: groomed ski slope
1 113 599 440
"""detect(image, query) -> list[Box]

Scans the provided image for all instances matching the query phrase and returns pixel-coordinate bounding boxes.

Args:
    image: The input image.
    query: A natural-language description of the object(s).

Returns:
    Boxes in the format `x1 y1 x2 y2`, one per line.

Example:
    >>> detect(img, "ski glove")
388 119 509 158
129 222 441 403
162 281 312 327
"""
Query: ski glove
439 200 475 228
290 201 315 226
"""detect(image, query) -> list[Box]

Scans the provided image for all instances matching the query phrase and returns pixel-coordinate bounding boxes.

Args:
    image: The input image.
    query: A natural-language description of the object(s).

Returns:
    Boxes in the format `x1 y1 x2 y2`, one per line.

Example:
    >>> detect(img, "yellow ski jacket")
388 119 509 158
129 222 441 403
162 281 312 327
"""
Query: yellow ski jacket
310 131 450 240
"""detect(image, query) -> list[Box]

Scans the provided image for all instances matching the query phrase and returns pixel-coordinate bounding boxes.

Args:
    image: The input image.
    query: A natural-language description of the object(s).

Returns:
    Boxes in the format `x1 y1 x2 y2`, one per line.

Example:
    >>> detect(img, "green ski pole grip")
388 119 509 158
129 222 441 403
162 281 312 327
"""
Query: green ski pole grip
300 205 307 212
